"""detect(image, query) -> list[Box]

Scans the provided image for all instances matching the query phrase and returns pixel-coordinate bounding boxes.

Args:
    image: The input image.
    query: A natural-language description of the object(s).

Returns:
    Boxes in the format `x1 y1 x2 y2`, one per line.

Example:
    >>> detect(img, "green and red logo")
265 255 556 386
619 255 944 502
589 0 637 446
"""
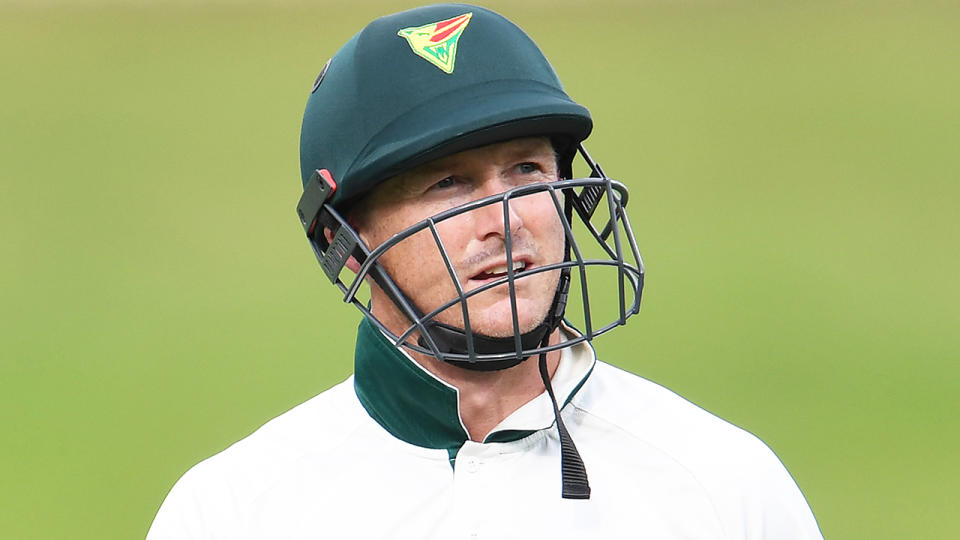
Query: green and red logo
397 12 473 74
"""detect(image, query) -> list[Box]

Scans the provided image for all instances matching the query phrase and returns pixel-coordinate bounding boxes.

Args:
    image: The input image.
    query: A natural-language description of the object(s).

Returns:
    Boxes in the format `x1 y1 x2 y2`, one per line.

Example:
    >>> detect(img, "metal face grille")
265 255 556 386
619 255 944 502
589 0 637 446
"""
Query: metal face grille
302 146 645 364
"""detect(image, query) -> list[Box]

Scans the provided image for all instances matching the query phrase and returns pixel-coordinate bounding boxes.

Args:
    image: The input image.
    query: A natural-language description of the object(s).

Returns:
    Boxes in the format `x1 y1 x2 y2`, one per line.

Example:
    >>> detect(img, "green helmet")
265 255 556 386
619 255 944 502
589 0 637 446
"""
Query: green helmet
299 3 592 209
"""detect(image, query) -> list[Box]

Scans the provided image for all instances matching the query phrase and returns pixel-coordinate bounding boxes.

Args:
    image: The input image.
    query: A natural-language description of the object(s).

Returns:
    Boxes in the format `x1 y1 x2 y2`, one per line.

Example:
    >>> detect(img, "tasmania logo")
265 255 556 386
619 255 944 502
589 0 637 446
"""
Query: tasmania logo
397 13 473 74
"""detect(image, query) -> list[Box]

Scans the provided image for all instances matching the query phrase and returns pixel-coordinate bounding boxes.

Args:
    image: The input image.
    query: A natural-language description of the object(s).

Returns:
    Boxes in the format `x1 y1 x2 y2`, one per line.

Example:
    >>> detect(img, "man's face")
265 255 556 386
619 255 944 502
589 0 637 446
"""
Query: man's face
354 137 565 338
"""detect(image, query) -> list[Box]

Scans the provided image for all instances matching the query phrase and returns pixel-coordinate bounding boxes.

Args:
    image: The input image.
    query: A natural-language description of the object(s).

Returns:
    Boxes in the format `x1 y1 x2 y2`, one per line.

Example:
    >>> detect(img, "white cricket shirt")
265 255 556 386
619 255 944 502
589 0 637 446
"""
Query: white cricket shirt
147 319 823 539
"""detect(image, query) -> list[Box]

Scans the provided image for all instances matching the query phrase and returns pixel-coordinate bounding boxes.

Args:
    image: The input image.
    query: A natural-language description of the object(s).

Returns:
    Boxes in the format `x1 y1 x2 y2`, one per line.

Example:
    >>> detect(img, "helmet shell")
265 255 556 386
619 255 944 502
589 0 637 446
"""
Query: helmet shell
299 3 592 209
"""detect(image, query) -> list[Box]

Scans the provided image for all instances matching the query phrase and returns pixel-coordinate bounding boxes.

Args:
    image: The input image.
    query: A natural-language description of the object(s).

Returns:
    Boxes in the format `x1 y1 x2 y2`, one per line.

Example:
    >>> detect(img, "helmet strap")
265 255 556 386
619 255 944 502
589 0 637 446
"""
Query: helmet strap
537 332 591 499
420 268 570 370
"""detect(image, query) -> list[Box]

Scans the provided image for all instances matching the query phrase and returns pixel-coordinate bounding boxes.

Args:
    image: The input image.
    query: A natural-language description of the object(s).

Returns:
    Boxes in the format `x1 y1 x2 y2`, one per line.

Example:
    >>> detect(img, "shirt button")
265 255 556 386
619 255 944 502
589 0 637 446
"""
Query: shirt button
469 533 479 540
465 457 479 473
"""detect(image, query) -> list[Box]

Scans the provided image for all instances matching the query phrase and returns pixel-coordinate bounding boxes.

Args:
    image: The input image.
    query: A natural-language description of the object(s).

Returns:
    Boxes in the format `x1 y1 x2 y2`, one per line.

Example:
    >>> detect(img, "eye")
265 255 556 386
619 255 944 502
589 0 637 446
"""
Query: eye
517 162 540 174
433 176 456 189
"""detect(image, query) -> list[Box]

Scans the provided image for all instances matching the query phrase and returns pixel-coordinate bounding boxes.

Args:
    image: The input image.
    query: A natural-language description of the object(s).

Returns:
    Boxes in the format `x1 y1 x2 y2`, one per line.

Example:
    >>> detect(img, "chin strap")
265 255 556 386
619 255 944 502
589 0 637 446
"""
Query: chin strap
537 332 591 500
415 268 571 369
420 321 551 370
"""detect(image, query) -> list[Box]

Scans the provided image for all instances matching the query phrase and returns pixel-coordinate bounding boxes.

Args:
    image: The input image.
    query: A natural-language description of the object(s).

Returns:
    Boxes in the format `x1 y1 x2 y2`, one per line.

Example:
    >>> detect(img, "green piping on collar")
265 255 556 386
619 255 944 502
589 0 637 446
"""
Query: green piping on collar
352 317 596 454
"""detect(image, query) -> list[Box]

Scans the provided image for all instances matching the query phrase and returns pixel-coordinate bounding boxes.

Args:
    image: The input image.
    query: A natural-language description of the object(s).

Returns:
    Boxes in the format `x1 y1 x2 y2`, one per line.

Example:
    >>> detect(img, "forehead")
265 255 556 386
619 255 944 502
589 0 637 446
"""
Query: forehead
385 136 555 192
403 136 554 177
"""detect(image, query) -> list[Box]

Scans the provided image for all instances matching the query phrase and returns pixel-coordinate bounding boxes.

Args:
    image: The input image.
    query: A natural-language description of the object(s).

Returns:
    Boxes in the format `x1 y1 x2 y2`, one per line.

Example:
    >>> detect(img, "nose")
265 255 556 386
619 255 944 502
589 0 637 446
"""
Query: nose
472 179 524 242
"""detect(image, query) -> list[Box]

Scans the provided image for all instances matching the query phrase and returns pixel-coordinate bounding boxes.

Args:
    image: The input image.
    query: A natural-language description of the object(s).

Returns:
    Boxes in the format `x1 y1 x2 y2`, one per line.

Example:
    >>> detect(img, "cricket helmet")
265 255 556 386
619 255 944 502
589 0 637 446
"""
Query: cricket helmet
297 3 644 368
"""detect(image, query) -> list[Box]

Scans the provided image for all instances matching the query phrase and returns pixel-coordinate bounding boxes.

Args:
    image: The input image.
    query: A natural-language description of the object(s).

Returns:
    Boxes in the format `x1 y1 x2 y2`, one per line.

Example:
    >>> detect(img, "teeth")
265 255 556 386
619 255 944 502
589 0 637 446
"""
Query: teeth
487 261 525 275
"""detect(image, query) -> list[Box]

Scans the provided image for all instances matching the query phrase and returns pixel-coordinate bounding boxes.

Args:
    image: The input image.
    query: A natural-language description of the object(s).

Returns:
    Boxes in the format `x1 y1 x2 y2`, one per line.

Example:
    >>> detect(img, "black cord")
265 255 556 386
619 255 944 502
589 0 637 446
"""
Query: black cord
537 340 591 500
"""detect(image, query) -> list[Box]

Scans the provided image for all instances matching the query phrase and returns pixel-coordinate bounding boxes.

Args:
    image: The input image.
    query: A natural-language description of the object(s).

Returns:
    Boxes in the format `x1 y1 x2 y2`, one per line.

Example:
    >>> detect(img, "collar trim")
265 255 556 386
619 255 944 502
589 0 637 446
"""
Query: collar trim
353 318 596 451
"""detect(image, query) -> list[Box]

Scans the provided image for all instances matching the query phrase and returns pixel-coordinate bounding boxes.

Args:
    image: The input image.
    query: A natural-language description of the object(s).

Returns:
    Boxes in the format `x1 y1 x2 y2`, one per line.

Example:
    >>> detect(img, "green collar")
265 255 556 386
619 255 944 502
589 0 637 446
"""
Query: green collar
353 317 596 455
354 317 467 451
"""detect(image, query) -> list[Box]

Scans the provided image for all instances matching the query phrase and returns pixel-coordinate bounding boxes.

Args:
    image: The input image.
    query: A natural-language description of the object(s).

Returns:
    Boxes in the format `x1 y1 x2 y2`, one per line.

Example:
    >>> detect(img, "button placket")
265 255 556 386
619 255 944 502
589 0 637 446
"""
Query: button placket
456 443 492 540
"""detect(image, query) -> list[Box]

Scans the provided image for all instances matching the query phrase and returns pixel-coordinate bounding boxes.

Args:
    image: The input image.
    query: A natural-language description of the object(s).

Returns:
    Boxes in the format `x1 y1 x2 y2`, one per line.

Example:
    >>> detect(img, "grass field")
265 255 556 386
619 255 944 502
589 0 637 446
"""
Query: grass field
1 1 958 538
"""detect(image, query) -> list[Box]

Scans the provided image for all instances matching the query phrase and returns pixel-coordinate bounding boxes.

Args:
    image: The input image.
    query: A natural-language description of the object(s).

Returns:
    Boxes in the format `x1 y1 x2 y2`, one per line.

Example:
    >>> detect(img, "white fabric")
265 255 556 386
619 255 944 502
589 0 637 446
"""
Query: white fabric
147 342 822 540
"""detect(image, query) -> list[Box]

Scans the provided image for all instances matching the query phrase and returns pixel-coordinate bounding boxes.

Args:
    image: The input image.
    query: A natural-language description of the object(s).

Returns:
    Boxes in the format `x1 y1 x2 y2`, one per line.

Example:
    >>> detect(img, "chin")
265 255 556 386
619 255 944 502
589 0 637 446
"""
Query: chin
461 300 552 337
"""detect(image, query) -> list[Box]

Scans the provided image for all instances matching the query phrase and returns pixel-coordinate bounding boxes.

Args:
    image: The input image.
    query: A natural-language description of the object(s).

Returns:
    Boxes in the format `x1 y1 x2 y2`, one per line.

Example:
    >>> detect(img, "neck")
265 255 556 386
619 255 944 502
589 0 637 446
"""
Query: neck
409 330 561 442
369 294 563 442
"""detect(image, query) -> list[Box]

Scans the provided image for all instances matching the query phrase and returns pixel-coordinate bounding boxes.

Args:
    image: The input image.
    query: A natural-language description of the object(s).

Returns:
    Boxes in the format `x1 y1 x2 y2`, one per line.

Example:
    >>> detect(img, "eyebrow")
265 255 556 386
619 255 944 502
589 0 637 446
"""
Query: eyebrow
396 139 556 188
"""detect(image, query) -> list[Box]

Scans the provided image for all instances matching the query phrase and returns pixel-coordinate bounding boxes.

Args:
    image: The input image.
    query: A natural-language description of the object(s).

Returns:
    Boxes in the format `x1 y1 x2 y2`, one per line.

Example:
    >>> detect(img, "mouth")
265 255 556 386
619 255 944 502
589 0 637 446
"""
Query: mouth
469 259 530 283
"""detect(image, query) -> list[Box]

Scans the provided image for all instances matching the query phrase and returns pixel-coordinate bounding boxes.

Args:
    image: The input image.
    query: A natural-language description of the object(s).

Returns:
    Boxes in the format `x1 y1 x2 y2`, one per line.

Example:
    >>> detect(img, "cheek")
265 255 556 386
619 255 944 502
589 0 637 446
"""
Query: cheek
378 230 457 296
525 197 566 254
434 213 474 252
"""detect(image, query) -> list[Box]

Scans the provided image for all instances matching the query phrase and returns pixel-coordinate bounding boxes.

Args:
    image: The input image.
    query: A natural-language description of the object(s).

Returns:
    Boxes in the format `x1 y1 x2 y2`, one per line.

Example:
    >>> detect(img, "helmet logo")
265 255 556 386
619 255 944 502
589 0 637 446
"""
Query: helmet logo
397 12 473 74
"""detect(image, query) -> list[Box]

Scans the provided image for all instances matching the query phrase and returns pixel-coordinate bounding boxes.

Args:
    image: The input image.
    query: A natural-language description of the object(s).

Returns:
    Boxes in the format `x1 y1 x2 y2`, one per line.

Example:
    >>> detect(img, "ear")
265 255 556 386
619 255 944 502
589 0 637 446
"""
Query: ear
323 226 362 274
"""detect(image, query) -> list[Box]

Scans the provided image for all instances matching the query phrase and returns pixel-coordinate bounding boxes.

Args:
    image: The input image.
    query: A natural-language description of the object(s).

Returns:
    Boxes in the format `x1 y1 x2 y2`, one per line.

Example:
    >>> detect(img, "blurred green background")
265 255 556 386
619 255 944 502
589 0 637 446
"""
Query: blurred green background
2 0 957 538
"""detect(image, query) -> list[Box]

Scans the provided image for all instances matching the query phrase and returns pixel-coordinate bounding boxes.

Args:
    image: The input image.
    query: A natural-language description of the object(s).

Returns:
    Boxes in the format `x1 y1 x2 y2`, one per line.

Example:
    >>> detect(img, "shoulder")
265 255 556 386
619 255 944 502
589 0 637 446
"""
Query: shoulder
576 361 768 462
214 376 366 469
147 377 370 539
572 361 823 539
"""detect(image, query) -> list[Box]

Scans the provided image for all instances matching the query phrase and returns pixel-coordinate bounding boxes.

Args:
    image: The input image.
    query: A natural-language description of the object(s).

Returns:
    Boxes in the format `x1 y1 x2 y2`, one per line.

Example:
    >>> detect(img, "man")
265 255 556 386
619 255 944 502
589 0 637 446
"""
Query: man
148 4 823 539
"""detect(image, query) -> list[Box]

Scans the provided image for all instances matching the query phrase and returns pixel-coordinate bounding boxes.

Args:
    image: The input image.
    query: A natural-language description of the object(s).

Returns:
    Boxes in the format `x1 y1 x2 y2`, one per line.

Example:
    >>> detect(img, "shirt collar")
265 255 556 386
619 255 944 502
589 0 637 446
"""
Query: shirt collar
353 317 596 452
